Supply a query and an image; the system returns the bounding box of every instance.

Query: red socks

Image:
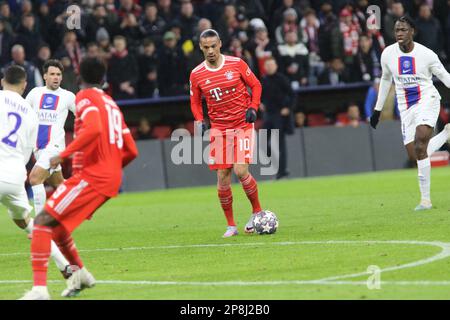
[31,225,52,286]
[52,224,84,269]
[239,174,262,213]
[218,183,235,226]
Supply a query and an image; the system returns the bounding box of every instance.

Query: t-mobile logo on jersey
[209,87,223,101]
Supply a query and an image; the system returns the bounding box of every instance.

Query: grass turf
[1,167,450,299]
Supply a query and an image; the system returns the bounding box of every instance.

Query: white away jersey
[26,86,76,151]
[380,42,447,112]
[0,90,38,184]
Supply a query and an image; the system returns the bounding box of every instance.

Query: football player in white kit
[370,16,450,211]
[0,65,71,279]
[26,60,76,219]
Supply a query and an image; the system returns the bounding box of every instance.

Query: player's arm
[430,52,450,88]
[56,106,103,163]
[68,92,77,114]
[238,59,262,123]
[121,117,138,167]
[25,117,38,164]
[371,51,393,129]
[189,72,206,135]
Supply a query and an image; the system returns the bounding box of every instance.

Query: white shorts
[0,182,32,220]
[34,145,62,173]
[400,100,440,145]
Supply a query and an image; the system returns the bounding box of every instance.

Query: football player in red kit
[20,58,138,300]
[189,29,263,238]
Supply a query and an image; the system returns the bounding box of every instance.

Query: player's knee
[34,211,57,227]
[233,166,248,179]
[29,172,44,186]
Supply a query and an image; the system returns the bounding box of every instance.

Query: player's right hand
[370,110,381,129]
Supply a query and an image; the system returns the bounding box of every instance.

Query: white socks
[427,128,449,155]
[31,184,46,216]
[417,157,431,202]
[25,219,69,272]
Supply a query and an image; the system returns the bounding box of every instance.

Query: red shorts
[45,176,109,232]
[208,125,255,170]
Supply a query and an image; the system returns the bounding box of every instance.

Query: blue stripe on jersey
[37,124,51,149]
[404,86,421,109]
[36,93,59,149]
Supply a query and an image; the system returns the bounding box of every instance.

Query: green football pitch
[2,167,450,300]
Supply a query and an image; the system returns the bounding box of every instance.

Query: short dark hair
[3,65,26,85]
[396,15,415,30]
[200,29,220,41]
[43,59,64,74]
[80,58,106,85]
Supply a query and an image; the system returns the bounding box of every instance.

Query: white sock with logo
[31,184,46,216]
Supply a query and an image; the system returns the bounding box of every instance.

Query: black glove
[245,107,257,123]
[370,110,381,129]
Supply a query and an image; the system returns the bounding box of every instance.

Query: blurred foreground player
[189,29,263,238]
[20,58,138,300]
[370,16,450,211]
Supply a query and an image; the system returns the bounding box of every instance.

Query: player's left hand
[50,155,63,169]
[245,108,257,123]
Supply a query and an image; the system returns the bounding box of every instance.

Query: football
[253,210,279,234]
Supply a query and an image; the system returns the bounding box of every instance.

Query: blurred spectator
[248,25,276,77]
[415,3,444,57]
[118,0,142,18]
[383,0,405,45]
[275,8,302,45]
[233,13,250,46]
[107,35,139,100]
[271,0,301,36]
[261,57,296,180]
[118,12,144,54]
[225,37,252,65]
[55,31,83,74]
[140,2,166,46]
[3,44,43,95]
[0,2,15,35]
[336,103,362,128]
[34,44,51,78]
[14,13,43,58]
[157,0,178,24]
[188,17,212,72]
[96,28,113,60]
[339,8,361,78]
[86,42,100,58]
[235,0,266,21]
[0,18,13,66]
[20,0,32,16]
[85,4,115,44]
[60,55,79,94]
[36,2,51,44]
[318,58,350,85]
[356,33,381,82]
[136,117,154,140]
[176,0,199,42]
[216,4,238,47]
[157,31,188,96]
[317,4,341,63]
[294,110,306,127]
[301,8,324,85]
[276,31,309,89]
[138,38,158,98]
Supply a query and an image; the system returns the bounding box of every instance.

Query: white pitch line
[2,240,450,287]
[2,279,450,287]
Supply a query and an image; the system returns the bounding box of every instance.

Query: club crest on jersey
[224,70,233,80]
[398,56,415,75]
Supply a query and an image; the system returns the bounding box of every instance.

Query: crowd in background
[1,0,450,138]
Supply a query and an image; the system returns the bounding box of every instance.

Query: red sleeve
[60,108,102,159]
[189,71,204,121]
[239,59,262,110]
[121,117,138,167]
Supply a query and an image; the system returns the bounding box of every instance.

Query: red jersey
[60,88,134,197]
[189,55,262,130]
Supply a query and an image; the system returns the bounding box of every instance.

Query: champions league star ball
[253,210,279,235]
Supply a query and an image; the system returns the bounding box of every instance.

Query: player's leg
[2,184,71,279]
[414,124,434,211]
[427,124,450,155]
[217,168,238,238]
[47,170,65,188]
[234,163,262,233]
[29,164,51,216]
